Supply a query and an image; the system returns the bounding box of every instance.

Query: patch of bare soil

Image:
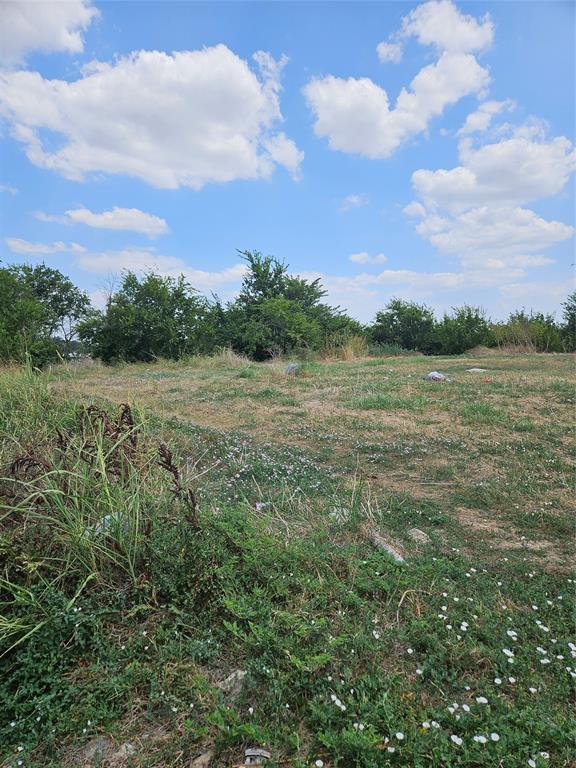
[455,506,566,568]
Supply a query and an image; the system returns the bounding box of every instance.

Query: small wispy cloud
[4,237,86,255]
[340,194,368,213]
[349,251,387,265]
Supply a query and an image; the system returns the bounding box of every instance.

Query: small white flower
[451,735,463,745]
[529,687,537,693]
[462,704,470,712]
[476,696,488,704]
[395,731,405,740]
[502,648,514,658]
[315,761,324,767]
[490,733,500,742]
[407,648,414,655]
[416,668,423,675]
[387,746,396,753]
[494,677,502,685]
[431,721,440,729]
[528,760,536,768]
[422,721,430,729]
[508,677,516,683]
[540,658,551,665]
[248,707,254,715]
[473,735,488,744]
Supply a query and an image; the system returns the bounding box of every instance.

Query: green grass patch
[353,394,427,411]
[460,402,508,425]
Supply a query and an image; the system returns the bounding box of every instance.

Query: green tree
[78,272,213,363]
[225,250,356,359]
[560,291,576,351]
[370,298,436,352]
[8,264,90,353]
[433,305,493,354]
[0,264,89,365]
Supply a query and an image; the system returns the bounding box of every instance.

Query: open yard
[1,352,574,767]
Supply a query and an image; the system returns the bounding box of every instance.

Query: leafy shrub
[370,298,436,353]
[492,310,563,352]
[78,272,216,363]
[432,305,494,354]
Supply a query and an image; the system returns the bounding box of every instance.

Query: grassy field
[1,352,574,767]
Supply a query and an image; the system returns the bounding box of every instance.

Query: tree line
[1,251,574,366]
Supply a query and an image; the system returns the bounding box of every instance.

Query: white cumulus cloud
[305,1,492,159]
[4,237,85,254]
[412,132,576,212]
[75,246,248,293]
[0,0,98,66]
[349,252,388,265]
[401,0,493,54]
[458,99,515,135]
[376,41,403,64]
[340,194,368,212]
[36,206,170,237]
[406,121,575,274]
[0,45,302,188]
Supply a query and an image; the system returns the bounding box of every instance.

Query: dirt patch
[455,506,566,568]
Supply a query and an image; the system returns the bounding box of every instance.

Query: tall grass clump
[321,334,368,360]
[0,369,202,662]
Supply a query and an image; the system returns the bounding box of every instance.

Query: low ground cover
[0,353,574,767]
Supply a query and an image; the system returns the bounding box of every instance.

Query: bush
[432,305,494,355]
[78,272,215,363]
[492,310,563,352]
[370,299,436,353]
[560,291,576,351]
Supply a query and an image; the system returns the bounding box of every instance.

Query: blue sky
[0,0,574,321]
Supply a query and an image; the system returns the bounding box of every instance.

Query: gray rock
[217,669,247,699]
[190,750,215,768]
[110,742,137,762]
[364,526,405,563]
[76,736,113,764]
[286,362,299,375]
[407,528,431,545]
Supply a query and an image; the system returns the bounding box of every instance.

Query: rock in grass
[190,750,215,768]
[76,736,113,764]
[364,526,405,563]
[286,362,300,375]
[109,742,137,766]
[407,528,431,545]
[217,669,247,699]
